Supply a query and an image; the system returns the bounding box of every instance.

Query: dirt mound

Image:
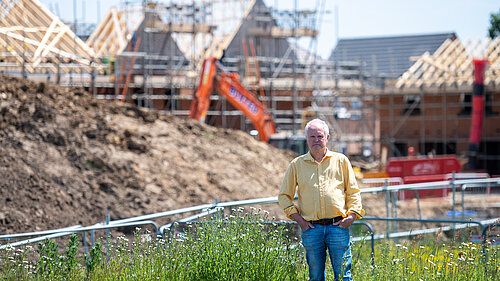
[0,75,296,234]
[0,75,466,237]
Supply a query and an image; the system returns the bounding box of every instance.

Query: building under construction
[1,0,499,174]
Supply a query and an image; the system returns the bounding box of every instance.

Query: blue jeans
[301,224,352,281]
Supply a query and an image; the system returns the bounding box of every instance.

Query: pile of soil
[0,75,297,234]
[1,75,478,237]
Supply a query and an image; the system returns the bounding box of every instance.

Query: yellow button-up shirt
[278,150,365,221]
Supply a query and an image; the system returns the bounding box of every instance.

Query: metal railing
[161,216,498,267]
[1,178,498,263]
[0,220,159,258]
[361,176,500,235]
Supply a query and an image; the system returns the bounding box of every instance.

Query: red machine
[386,155,462,199]
[189,57,276,142]
[466,59,488,169]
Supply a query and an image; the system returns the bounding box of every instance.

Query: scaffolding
[0,0,404,162]
[1,0,500,173]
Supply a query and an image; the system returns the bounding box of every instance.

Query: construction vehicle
[189,57,276,142]
[268,131,308,155]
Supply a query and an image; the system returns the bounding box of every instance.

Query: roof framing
[86,7,142,57]
[89,0,318,64]
[0,0,96,73]
[396,37,500,89]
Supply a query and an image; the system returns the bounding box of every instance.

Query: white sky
[40,0,500,59]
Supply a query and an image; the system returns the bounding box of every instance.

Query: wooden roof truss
[87,2,217,62]
[86,7,143,57]
[89,0,316,64]
[0,0,96,73]
[396,37,500,89]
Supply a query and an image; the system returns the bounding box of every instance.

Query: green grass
[352,237,499,281]
[0,209,498,280]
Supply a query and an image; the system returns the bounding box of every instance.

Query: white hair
[305,119,329,136]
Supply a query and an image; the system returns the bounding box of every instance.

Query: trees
[488,10,500,39]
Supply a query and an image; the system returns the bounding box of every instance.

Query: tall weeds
[0,211,498,281]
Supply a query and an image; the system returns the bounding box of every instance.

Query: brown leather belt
[310,216,343,225]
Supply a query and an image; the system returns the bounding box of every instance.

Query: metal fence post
[461,184,466,222]
[352,221,375,268]
[106,214,110,261]
[384,179,390,238]
[83,231,88,257]
[414,189,423,229]
[391,190,398,234]
[451,172,456,240]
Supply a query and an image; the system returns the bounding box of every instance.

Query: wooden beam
[111,8,127,49]
[147,20,217,33]
[0,30,90,64]
[247,26,318,38]
[33,19,58,60]
[0,26,65,33]
[87,8,135,57]
[0,0,97,73]
[33,26,66,65]
[395,37,500,89]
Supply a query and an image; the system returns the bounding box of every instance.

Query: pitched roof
[86,7,142,57]
[329,32,456,79]
[0,0,96,73]
[212,0,296,61]
[396,37,500,88]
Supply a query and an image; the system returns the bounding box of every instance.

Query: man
[278,119,364,281]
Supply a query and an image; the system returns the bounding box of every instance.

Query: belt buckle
[319,218,332,225]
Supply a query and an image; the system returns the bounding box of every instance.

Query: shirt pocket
[323,161,344,184]
[297,169,318,214]
[323,162,344,191]
[324,182,346,210]
[297,168,316,185]
[323,164,346,211]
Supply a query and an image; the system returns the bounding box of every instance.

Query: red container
[386,155,461,199]
[386,155,461,178]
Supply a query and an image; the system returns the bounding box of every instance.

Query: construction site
[2,0,500,172]
[0,0,499,246]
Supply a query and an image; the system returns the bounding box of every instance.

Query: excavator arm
[189,58,217,122]
[189,57,276,142]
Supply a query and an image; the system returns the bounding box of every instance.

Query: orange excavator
[189,57,276,142]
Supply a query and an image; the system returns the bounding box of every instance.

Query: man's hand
[291,213,314,232]
[333,213,356,228]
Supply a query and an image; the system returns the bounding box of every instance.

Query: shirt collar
[305,149,334,162]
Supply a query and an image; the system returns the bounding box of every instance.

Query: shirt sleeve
[278,161,299,219]
[343,156,365,219]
